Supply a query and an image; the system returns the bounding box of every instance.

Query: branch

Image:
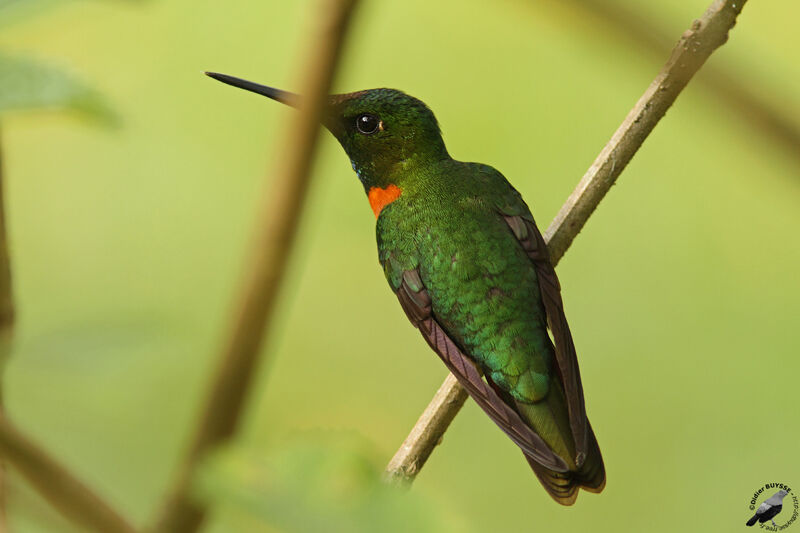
[558,0,799,165]
[0,415,136,533]
[151,0,360,531]
[384,0,747,484]
[385,373,468,481]
[0,126,13,531]
[0,131,131,532]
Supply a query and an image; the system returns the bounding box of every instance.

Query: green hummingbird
[206,72,606,505]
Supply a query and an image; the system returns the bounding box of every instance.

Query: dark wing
[395,268,568,472]
[761,504,782,522]
[502,213,589,463]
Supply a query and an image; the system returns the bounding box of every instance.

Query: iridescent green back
[378,160,554,405]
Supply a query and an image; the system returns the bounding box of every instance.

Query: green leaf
[0,53,116,122]
[0,0,61,29]
[197,434,468,533]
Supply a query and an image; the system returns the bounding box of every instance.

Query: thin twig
[150,0,360,531]
[0,415,136,533]
[385,373,468,482]
[0,126,13,532]
[557,0,799,164]
[384,0,747,484]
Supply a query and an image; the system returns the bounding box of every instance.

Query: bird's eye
[356,113,381,134]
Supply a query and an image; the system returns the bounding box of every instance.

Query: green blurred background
[1,0,798,531]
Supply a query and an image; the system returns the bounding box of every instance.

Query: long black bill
[205,72,299,108]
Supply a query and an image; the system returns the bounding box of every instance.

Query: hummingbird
[206,72,606,505]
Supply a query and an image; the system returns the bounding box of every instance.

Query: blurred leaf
[0,53,116,123]
[197,434,467,533]
[0,0,147,28]
[0,0,60,29]
[0,0,46,7]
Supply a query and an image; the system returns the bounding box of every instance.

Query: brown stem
[0,415,136,533]
[384,0,747,484]
[384,373,468,483]
[0,127,14,531]
[557,0,799,165]
[150,0,360,531]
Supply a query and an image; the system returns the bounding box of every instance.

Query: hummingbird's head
[322,88,448,185]
[206,72,448,189]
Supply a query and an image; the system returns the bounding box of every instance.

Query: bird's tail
[746,514,759,527]
[511,377,605,505]
[523,422,606,505]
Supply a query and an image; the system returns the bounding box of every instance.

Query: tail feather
[509,375,605,505]
[746,514,759,526]
[524,423,605,506]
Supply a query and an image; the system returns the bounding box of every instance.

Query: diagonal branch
[0,415,136,533]
[0,130,133,532]
[151,0,360,531]
[385,0,747,484]
[558,0,799,166]
[0,126,15,532]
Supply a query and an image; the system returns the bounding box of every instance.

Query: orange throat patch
[367,184,403,218]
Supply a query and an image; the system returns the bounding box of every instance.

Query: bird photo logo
[746,484,798,530]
